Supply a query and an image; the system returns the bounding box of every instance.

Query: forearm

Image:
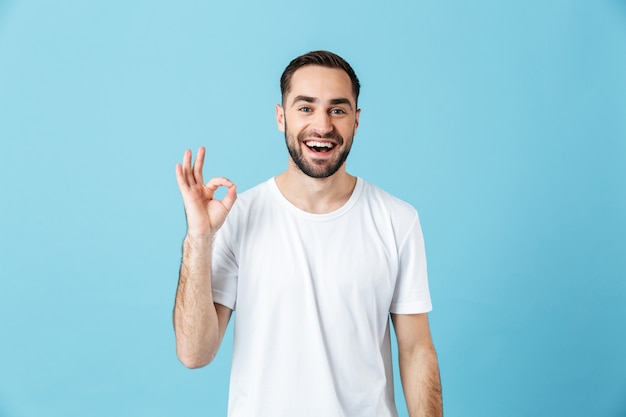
[173,234,220,368]
[399,344,443,417]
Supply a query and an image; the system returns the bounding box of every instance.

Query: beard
[284,123,354,179]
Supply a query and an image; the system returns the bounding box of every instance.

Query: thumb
[221,184,237,211]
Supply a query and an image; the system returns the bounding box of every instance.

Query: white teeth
[305,141,334,148]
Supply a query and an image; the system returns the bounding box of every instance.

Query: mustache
[297,129,344,145]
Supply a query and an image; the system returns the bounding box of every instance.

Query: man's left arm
[391,312,443,417]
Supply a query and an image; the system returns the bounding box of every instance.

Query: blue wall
[1,1,624,416]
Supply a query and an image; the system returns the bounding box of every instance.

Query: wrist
[184,231,214,246]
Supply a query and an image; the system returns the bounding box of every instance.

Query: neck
[275,164,357,214]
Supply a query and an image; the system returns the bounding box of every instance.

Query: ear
[276,104,285,133]
[354,108,361,134]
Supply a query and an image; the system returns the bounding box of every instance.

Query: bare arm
[391,313,443,417]
[173,146,236,369]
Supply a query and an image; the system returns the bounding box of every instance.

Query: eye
[330,108,346,115]
[299,106,312,113]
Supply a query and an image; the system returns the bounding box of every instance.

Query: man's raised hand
[175,146,237,239]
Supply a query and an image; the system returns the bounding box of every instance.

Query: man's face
[276,65,360,179]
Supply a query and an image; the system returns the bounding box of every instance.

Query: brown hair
[280,50,361,105]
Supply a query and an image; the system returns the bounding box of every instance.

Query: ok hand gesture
[175,147,237,239]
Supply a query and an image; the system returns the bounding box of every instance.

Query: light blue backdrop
[1,1,625,416]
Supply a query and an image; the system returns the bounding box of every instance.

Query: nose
[311,111,333,135]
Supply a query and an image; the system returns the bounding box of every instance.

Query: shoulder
[215,179,274,243]
[359,179,419,224]
[357,179,424,247]
[355,179,425,253]
[220,178,279,230]
[229,178,274,213]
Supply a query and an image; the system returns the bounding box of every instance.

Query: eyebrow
[291,95,353,110]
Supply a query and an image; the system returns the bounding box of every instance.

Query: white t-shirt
[212,177,432,417]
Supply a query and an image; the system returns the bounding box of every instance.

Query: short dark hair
[280,50,360,105]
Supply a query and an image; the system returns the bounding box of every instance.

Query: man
[174,50,442,417]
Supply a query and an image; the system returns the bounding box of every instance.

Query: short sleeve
[211,223,239,310]
[389,214,432,314]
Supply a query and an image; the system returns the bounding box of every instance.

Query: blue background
[1,1,625,416]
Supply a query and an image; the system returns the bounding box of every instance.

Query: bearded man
[174,50,443,417]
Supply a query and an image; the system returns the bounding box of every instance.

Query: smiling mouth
[304,140,335,153]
